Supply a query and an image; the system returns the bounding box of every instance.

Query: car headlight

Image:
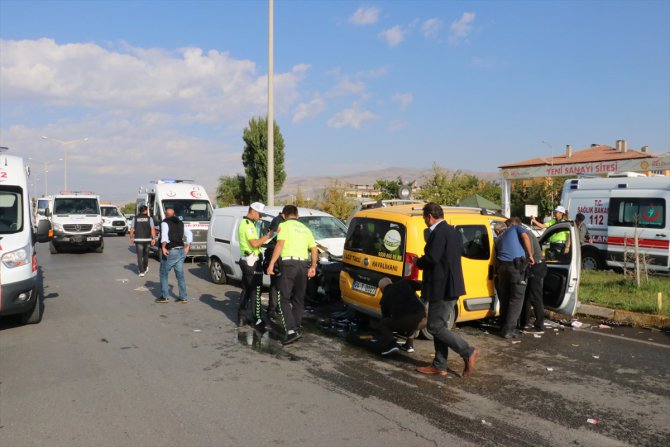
[93,222,102,231]
[2,245,30,268]
[53,223,63,232]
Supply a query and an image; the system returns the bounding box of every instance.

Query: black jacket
[416,220,466,301]
[164,216,184,249]
[380,279,425,319]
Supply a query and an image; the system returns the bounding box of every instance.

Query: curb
[575,304,670,330]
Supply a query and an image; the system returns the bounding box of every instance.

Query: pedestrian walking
[155,207,192,304]
[494,217,535,338]
[262,209,285,319]
[129,205,156,277]
[376,278,427,356]
[414,203,479,378]
[266,205,318,345]
[237,202,274,329]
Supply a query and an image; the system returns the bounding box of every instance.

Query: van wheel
[95,241,104,253]
[419,300,456,340]
[49,241,59,254]
[20,289,43,325]
[582,247,604,270]
[209,258,227,284]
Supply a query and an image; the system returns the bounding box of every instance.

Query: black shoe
[398,342,415,353]
[176,298,188,304]
[502,330,521,339]
[381,345,400,356]
[282,331,302,345]
[523,326,545,335]
[254,319,266,331]
[155,297,169,303]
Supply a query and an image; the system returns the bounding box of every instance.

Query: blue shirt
[161,221,193,245]
[496,225,527,261]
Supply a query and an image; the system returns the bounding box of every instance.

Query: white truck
[561,173,669,273]
[137,179,213,258]
[0,149,52,324]
[49,192,104,253]
[100,202,129,236]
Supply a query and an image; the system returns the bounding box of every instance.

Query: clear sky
[1,0,669,202]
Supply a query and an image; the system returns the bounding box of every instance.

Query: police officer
[237,202,273,329]
[156,207,192,303]
[494,217,534,338]
[262,209,285,319]
[129,205,156,277]
[266,205,318,345]
[532,206,570,260]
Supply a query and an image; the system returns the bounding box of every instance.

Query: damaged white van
[0,149,52,324]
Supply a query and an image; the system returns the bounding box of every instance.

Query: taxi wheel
[420,301,456,340]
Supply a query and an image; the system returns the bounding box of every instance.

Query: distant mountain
[278,166,499,199]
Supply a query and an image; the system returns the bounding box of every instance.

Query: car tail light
[32,253,38,272]
[403,252,419,280]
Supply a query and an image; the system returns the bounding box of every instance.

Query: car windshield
[37,199,50,214]
[101,207,122,217]
[299,216,347,240]
[162,200,212,222]
[53,198,99,215]
[0,186,23,234]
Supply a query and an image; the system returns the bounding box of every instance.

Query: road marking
[577,328,670,349]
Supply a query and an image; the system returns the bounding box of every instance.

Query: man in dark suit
[414,203,479,378]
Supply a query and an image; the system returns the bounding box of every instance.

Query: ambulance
[49,191,103,253]
[136,179,213,258]
[0,149,52,324]
[561,173,669,273]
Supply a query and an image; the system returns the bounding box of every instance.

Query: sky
[1,0,669,203]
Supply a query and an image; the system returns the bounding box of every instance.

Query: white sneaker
[139,271,145,277]
[145,266,149,274]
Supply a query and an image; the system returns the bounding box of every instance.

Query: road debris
[481,419,492,427]
[546,367,554,372]
[533,334,542,338]
[571,344,580,347]
[115,278,129,284]
[592,355,600,359]
[511,340,522,344]
[587,418,599,425]
[598,324,612,329]
[193,329,202,333]
[134,286,150,292]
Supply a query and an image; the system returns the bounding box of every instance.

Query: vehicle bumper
[103,225,128,233]
[0,277,37,317]
[53,230,104,247]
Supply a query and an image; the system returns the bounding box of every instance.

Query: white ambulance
[0,149,52,324]
[49,191,104,253]
[561,173,669,273]
[136,179,213,258]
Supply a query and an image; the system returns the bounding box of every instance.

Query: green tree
[216,175,246,207]
[120,202,136,215]
[317,180,356,220]
[373,177,403,200]
[418,164,502,206]
[242,116,286,203]
[510,177,567,221]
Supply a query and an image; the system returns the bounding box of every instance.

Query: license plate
[191,244,205,251]
[353,281,377,296]
[87,236,100,241]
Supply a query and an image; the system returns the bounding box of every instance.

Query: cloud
[378,26,405,47]
[292,98,326,123]
[349,6,380,25]
[0,38,309,123]
[421,18,443,39]
[391,92,413,110]
[387,120,406,133]
[449,12,476,45]
[328,75,366,97]
[327,103,378,129]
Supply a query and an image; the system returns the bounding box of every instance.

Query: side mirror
[45,207,51,217]
[36,219,52,243]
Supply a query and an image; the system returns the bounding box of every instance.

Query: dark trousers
[428,298,474,371]
[268,274,280,313]
[497,261,528,335]
[135,243,150,273]
[277,260,308,332]
[239,259,263,322]
[378,311,425,346]
[519,262,547,329]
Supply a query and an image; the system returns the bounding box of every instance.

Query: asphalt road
[1,236,668,447]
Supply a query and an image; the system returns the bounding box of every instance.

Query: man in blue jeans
[155,207,193,303]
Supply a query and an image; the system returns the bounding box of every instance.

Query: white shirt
[429,219,444,232]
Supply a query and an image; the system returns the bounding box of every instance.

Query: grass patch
[579,270,670,316]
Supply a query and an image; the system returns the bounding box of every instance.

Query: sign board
[524,205,538,218]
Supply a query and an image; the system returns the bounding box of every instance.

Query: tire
[582,247,605,270]
[95,240,104,253]
[420,300,456,340]
[209,257,227,284]
[20,289,42,325]
[49,241,59,254]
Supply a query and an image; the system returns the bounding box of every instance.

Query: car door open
[540,222,581,316]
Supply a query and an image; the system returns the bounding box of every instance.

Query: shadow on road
[200,292,238,325]
[186,263,210,282]
[124,263,140,275]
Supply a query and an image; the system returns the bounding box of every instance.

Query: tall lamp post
[267,0,275,206]
[41,136,88,191]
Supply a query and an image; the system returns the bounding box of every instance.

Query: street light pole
[41,136,88,191]
[267,0,275,206]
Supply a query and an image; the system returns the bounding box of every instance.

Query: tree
[216,175,246,207]
[120,202,136,215]
[242,116,286,203]
[373,177,403,200]
[418,164,502,207]
[317,180,356,220]
[510,177,567,220]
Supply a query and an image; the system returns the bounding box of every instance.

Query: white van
[137,179,213,258]
[0,150,52,324]
[49,192,104,253]
[100,203,128,236]
[207,206,347,299]
[561,174,669,273]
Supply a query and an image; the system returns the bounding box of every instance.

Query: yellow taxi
[340,204,505,329]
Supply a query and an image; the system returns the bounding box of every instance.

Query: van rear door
[540,222,581,316]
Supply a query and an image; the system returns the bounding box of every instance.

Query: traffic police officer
[266,205,318,345]
[532,205,570,260]
[238,202,273,329]
[262,209,285,318]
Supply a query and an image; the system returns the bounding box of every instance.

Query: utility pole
[267,0,275,206]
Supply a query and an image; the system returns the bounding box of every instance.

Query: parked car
[207,206,347,301]
[340,204,581,337]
